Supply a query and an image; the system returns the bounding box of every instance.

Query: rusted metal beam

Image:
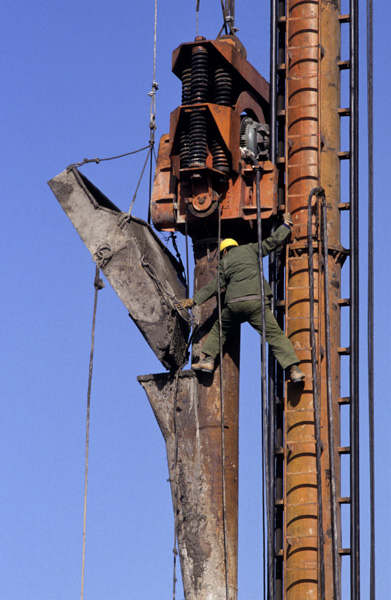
[284,0,343,597]
[138,365,239,600]
[48,167,190,370]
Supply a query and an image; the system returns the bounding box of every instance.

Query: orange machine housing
[150,36,278,239]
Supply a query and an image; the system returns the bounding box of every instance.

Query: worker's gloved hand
[180,298,195,309]
[283,212,293,227]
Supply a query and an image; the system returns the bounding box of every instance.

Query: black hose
[307,187,326,600]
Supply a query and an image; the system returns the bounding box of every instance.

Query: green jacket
[193,225,290,306]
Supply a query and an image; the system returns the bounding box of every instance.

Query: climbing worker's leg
[244,300,303,376]
[192,306,236,372]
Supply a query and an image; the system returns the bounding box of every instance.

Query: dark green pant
[202,299,299,369]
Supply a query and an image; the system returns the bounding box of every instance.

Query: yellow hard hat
[220,238,239,252]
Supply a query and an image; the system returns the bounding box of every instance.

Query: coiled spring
[214,66,232,106]
[181,67,192,105]
[211,137,229,174]
[191,46,209,103]
[189,110,207,167]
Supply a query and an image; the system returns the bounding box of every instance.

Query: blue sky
[1,1,390,598]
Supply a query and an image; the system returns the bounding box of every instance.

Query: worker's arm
[261,220,291,256]
[193,265,227,306]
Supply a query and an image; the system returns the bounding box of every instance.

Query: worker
[181,213,305,382]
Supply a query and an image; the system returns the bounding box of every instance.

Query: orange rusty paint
[284,0,342,598]
[151,36,276,235]
[192,240,240,599]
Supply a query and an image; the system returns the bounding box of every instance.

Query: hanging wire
[349,0,361,593]
[80,266,104,600]
[185,208,190,298]
[217,203,230,600]
[171,370,181,600]
[67,145,151,171]
[253,162,274,600]
[217,0,236,37]
[149,0,158,145]
[119,144,154,223]
[307,188,326,600]
[120,0,158,225]
[367,0,375,595]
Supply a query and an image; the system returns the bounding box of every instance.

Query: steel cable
[307,188,326,600]
[172,370,181,600]
[350,0,361,594]
[80,266,104,600]
[252,161,274,600]
[67,145,151,170]
[367,0,375,595]
[217,202,230,600]
[268,2,279,592]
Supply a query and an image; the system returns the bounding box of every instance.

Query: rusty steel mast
[49,0,361,598]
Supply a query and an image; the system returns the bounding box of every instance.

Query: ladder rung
[278,63,286,71]
[277,16,286,25]
[338,298,350,306]
[338,60,351,70]
[339,202,350,210]
[275,549,284,557]
[275,446,284,455]
[339,548,351,556]
[275,499,284,506]
[338,151,351,160]
[338,107,351,116]
[338,446,351,454]
[338,347,350,355]
[338,396,350,405]
[339,14,350,23]
[338,496,351,504]
[277,157,286,164]
[277,109,286,117]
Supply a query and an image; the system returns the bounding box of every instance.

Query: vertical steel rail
[275,4,286,598]
[269,1,279,596]
[350,0,360,596]
[367,0,375,595]
[248,157,274,600]
[217,204,230,600]
[321,195,341,600]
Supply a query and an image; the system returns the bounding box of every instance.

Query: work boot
[191,355,215,373]
[288,364,305,383]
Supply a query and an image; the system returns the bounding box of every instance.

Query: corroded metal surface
[284,0,342,597]
[139,240,240,600]
[138,367,239,600]
[150,35,277,238]
[48,167,190,370]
